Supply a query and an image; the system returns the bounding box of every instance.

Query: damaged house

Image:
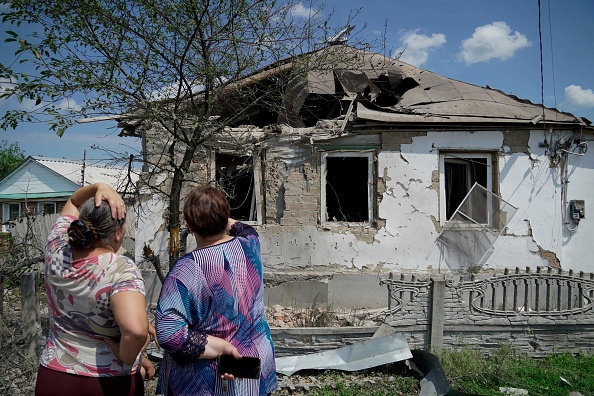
[126,44,594,309]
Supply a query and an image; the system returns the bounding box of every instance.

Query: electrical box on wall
[569,200,585,220]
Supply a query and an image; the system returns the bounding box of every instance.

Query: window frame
[2,202,21,232]
[439,152,494,227]
[37,201,57,216]
[320,150,375,226]
[209,150,263,225]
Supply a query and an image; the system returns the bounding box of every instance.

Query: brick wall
[279,165,319,226]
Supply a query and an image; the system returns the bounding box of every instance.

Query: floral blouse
[40,215,145,377]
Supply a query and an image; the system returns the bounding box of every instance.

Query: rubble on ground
[265,304,386,328]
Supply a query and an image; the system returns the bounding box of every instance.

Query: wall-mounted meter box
[569,200,585,220]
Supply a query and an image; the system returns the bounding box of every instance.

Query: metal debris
[275,331,411,376]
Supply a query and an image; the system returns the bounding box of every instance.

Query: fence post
[21,271,41,357]
[430,277,445,352]
[0,272,4,348]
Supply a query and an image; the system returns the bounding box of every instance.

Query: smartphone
[218,355,261,379]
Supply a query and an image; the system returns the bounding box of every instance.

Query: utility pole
[81,150,86,186]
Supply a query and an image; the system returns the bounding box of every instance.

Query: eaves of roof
[0,192,72,201]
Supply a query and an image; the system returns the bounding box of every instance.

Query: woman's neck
[72,245,116,260]
[194,232,233,249]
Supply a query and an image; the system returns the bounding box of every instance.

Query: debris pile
[265,304,385,328]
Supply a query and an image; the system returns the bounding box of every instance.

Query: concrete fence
[381,267,594,356]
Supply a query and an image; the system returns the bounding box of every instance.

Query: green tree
[0,139,25,179]
[0,0,371,275]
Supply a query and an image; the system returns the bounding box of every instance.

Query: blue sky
[1,0,593,162]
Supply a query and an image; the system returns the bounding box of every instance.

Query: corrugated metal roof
[0,156,138,201]
[34,157,139,194]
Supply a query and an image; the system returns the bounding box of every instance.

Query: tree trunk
[167,142,199,267]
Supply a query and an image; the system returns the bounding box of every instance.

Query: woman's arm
[109,291,149,364]
[61,182,126,220]
[156,258,240,364]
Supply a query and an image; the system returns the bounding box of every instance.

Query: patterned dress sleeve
[111,255,146,296]
[45,215,75,272]
[155,255,208,365]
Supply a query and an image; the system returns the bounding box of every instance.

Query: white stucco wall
[260,129,594,274]
[136,129,594,275]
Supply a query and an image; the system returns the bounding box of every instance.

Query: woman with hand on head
[156,185,277,395]
[35,182,156,396]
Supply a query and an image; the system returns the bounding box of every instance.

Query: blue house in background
[0,156,137,232]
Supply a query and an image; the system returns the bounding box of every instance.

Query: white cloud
[17,98,40,112]
[0,77,16,97]
[56,98,82,112]
[290,2,314,18]
[565,85,594,107]
[458,21,531,65]
[0,83,83,113]
[149,82,205,101]
[394,30,446,67]
[15,97,83,112]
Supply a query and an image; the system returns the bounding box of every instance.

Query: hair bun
[68,219,95,249]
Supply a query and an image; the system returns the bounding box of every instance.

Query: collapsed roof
[118,44,591,139]
[223,44,590,130]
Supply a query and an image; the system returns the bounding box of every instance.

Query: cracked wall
[136,127,594,276]
[258,128,594,274]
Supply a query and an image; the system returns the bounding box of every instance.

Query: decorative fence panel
[380,267,594,356]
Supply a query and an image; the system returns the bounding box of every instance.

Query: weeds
[287,296,338,327]
[439,346,594,396]
[0,287,41,395]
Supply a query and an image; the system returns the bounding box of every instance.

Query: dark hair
[68,197,125,250]
[183,185,230,237]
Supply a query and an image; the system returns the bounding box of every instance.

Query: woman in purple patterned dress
[155,185,277,395]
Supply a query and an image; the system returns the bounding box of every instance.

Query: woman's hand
[200,335,242,360]
[140,356,156,381]
[218,343,242,381]
[62,182,126,220]
[94,183,126,220]
[145,322,160,350]
[219,342,242,359]
[104,337,122,360]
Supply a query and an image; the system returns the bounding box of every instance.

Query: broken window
[212,152,262,224]
[2,202,21,232]
[439,153,493,225]
[321,152,374,224]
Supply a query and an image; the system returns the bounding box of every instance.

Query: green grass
[303,347,594,396]
[441,347,594,396]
